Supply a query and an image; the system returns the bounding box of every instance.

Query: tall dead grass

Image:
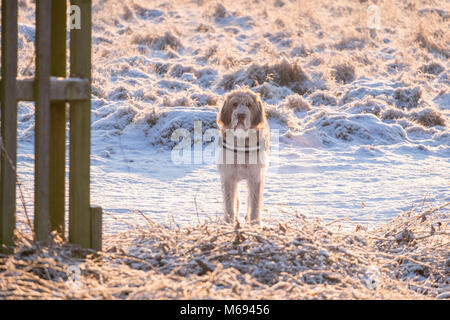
[1,202,448,299]
[416,24,449,58]
[132,30,182,51]
[220,59,312,94]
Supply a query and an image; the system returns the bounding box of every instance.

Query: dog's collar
[219,135,265,153]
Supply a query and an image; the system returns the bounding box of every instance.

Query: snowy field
[12,0,450,234]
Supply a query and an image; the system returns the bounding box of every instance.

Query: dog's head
[217,89,266,131]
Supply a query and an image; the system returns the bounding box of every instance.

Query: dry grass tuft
[283,94,311,112]
[132,30,182,51]
[220,59,312,94]
[335,36,366,51]
[213,3,228,19]
[332,62,356,84]
[272,59,310,88]
[309,91,337,106]
[1,203,448,299]
[410,108,446,127]
[419,62,445,76]
[416,24,449,58]
[382,108,406,121]
[382,106,445,128]
[169,64,197,78]
[394,87,422,110]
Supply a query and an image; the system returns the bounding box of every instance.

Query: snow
[10,0,450,235]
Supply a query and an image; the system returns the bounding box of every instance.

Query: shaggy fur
[216,89,270,225]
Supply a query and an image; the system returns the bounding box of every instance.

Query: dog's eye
[233,102,238,107]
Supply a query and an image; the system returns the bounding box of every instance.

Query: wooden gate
[0,0,101,253]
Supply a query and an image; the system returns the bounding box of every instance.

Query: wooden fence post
[90,206,102,251]
[69,0,92,248]
[50,0,67,237]
[0,0,18,252]
[0,0,100,252]
[35,0,52,242]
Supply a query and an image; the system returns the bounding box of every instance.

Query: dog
[216,88,270,225]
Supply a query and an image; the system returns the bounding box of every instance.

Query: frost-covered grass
[11,0,449,149]
[6,0,448,222]
[2,0,449,300]
[1,202,448,299]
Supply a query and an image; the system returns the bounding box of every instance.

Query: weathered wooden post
[0,0,101,253]
[90,206,103,252]
[35,0,52,242]
[50,0,68,236]
[69,0,94,249]
[0,0,18,253]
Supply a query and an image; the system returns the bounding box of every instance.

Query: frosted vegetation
[14,0,448,147]
[10,0,450,226]
[1,203,449,299]
[1,0,449,300]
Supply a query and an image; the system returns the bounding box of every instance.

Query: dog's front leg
[221,175,238,223]
[246,174,264,225]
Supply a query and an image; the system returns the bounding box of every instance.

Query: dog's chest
[217,162,266,182]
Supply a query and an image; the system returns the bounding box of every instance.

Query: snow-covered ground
[12,0,450,234]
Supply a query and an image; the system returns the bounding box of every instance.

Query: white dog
[216,88,270,225]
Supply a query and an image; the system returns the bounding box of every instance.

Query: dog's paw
[247,219,261,226]
[223,214,235,224]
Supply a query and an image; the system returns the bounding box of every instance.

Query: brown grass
[220,59,312,94]
[332,62,356,84]
[1,202,448,299]
[284,94,311,112]
[416,24,449,59]
[410,108,446,127]
[132,30,182,51]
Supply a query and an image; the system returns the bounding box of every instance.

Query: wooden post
[0,0,18,252]
[90,206,102,251]
[69,0,92,248]
[0,0,100,253]
[50,0,67,236]
[7,78,90,102]
[35,0,52,242]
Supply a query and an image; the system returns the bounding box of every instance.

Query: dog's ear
[217,97,232,129]
[251,94,266,128]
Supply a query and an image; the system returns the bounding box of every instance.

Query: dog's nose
[237,113,246,121]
